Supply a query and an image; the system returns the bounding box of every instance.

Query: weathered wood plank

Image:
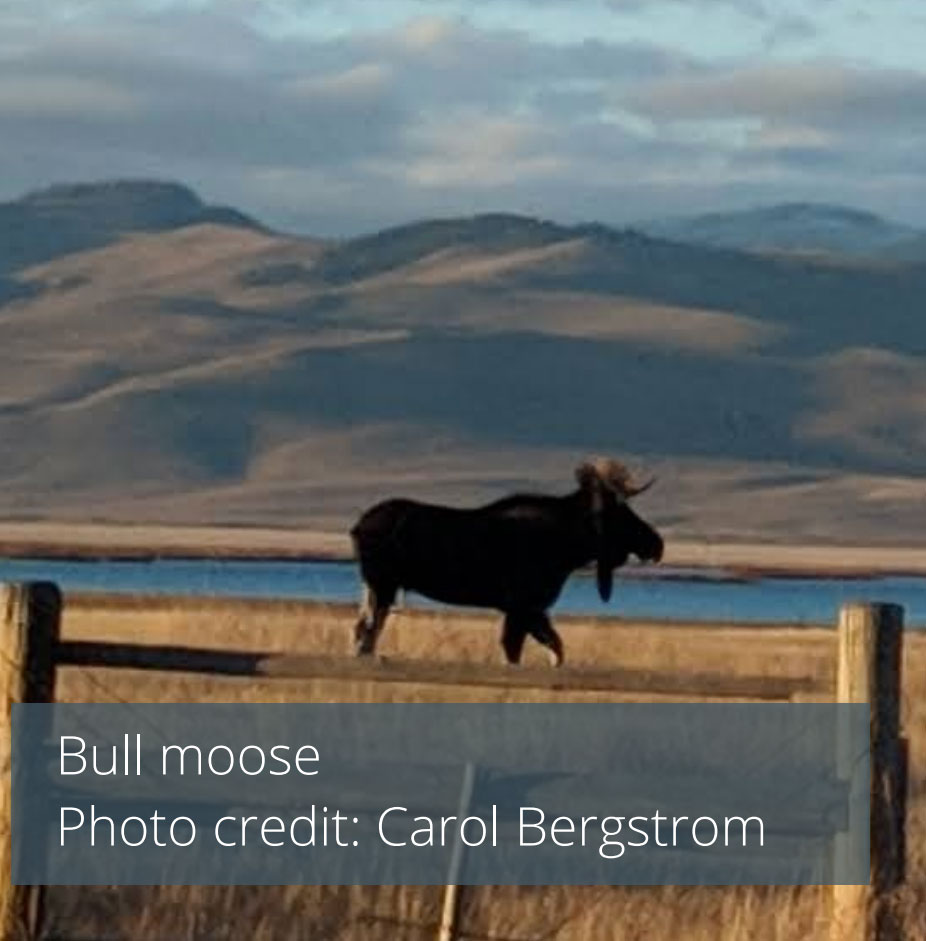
[55,641,826,699]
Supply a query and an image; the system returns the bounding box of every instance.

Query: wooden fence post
[830,602,906,941]
[0,583,62,941]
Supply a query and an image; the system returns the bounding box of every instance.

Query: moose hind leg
[500,613,529,665]
[527,613,565,668]
[354,582,395,656]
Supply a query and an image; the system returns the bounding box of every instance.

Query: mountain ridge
[6,179,926,274]
[3,179,926,544]
[0,179,261,276]
[637,202,926,261]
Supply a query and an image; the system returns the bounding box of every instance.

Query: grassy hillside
[3,181,926,545]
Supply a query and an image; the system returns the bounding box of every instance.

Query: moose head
[576,458,664,602]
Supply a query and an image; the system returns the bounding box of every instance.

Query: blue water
[2,557,926,626]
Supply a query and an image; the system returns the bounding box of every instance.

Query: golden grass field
[31,595,926,940]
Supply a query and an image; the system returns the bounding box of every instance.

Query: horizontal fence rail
[54,639,826,699]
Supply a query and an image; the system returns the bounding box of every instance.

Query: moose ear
[575,462,599,491]
[577,462,613,601]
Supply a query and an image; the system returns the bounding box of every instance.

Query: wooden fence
[0,581,910,941]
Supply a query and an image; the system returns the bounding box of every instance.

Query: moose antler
[576,458,656,500]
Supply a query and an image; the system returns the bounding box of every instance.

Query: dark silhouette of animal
[350,459,664,666]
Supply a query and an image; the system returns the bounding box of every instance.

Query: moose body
[355,495,592,611]
[350,460,664,666]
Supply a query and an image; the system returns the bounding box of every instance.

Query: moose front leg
[353,585,375,654]
[526,612,565,667]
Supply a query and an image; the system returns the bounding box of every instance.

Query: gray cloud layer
[1,5,924,233]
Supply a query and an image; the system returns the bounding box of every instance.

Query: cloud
[618,60,926,209]
[0,12,411,175]
[393,112,566,187]
[0,8,687,205]
[0,76,139,117]
[0,4,924,233]
[625,62,926,127]
[760,13,818,50]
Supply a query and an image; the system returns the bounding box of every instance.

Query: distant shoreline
[2,520,926,580]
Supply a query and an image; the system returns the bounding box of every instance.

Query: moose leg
[500,612,529,665]
[526,613,565,667]
[354,582,395,656]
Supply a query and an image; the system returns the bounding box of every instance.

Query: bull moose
[350,458,664,666]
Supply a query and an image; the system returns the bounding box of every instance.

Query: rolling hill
[2,180,926,545]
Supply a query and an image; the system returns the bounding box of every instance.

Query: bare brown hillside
[3,183,926,545]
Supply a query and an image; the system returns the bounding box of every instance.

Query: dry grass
[33,596,926,940]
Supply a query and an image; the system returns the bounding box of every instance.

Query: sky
[1,0,925,235]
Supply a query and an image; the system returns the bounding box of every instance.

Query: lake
[2,557,926,626]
